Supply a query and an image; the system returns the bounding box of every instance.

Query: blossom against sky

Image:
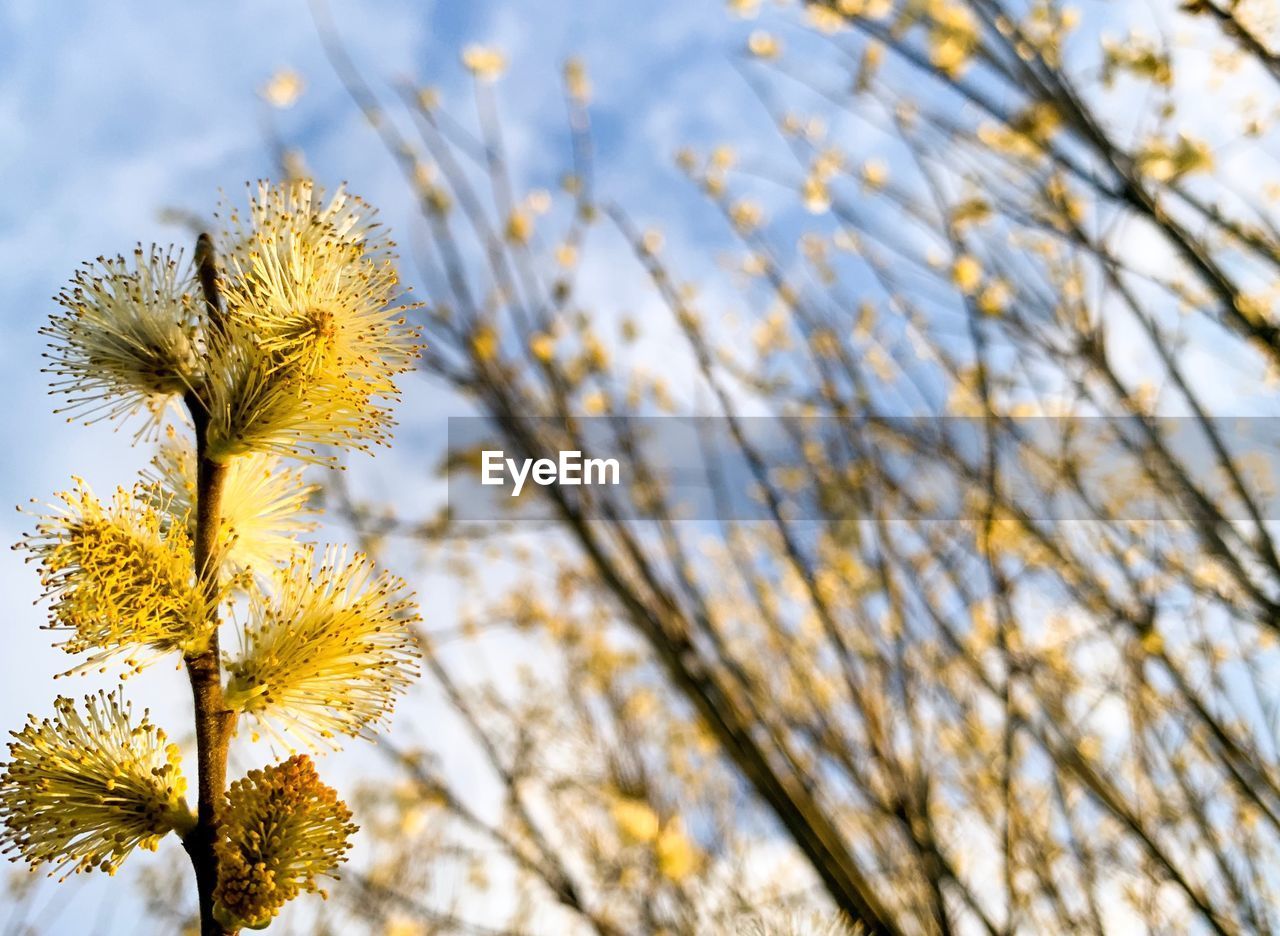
[5,0,1268,929]
[0,1,756,929]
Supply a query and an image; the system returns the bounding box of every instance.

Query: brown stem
[181,234,238,936]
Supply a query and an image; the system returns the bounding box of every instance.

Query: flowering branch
[2,180,423,934]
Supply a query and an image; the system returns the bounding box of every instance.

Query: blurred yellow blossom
[556,242,579,267]
[611,797,660,843]
[563,57,591,103]
[808,5,847,33]
[978,279,1011,315]
[802,175,832,214]
[462,45,507,81]
[641,228,665,255]
[952,255,983,294]
[530,333,556,362]
[471,324,499,362]
[506,209,533,244]
[731,199,765,232]
[260,69,305,109]
[656,818,699,880]
[861,158,889,189]
[928,0,979,75]
[748,30,782,59]
[1135,134,1215,182]
[839,0,893,17]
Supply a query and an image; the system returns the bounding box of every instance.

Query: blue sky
[0,0,779,930]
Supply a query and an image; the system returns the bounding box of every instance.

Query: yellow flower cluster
[45,247,201,433]
[219,182,419,385]
[199,320,388,463]
[205,181,423,463]
[144,427,317,578]
[213,755,355,929]
[0,691,190,879]
[19,479,210,673]
[225,547,421,747]
[44,181,423,465]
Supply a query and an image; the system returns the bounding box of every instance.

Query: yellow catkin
[213,755,355,929]
[45,246,201,433]
[19,479,210,672]
[206,180,424,463]
[144,427,316,577]
[0,690,189,879]
[225,547,421,748]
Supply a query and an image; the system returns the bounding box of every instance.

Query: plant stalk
[181,233,238,936]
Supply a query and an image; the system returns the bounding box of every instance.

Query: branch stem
[181,233,237,936]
